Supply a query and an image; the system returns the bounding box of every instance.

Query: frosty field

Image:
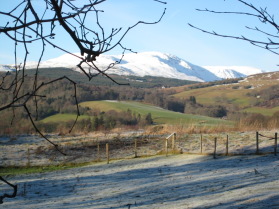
[3,154,279,209]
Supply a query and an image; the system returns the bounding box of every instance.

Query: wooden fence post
[275,133,277,156]
[256,132,259,154]
[172,133,176,151]
[97,143,100,161]
[165,138,168,157]
[200,134,203,154]
[106,143,110,164]
[27,148,30,167]
[226,135,229,156]
[134,139,138,158]
[213,137,217,159]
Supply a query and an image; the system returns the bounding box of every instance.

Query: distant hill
[172,71,279,116]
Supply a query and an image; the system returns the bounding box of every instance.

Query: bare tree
[0,0,166,203]
[189,0,279,57]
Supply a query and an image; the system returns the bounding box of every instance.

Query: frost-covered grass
[2,154,279,209]
[1,131,279,208]
[1,131,277,168]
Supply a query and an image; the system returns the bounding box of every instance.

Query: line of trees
[0,98,155,136]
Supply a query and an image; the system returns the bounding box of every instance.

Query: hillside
[2,69,278,135]
[172,71,279,116]
[24,67,197,88]
[82,100,231,125]
[42,100,230,126]
[0,69,233,135]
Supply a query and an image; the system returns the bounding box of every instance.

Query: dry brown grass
[147,124,238,135]
[1,124,278,168]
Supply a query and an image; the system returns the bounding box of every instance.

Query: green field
[40,101,232,127]
[79,100,232,126]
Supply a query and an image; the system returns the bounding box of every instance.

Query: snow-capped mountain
[22,52,219,82]
[203,66,264,80]
[97,52,220,82]
[0,52,264,82]
[0,65,15,72]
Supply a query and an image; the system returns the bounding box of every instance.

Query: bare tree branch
[0,176,17,204]
[189,0,279,57]
[0,0,167,203]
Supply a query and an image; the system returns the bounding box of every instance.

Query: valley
[1,58,279,209]
[1,0,279,207]
[1,68,279,135]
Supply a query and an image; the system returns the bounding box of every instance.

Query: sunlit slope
[80,100,232,126]
[173,72,279,113]
[174,85,252,107]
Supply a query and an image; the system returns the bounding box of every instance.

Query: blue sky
[1,0,279,71]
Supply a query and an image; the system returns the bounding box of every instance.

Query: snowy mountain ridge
[203,66,264,79]
[0,52,264,82]
[0,65,15,72]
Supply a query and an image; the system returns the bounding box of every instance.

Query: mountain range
[0,51,264,82]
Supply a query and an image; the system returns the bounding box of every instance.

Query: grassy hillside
[79,100,232,126]
[172,71,279,114]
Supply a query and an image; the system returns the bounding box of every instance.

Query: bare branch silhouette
[189,0,279,57]
[0,0,167,203]
[0,176,17,204]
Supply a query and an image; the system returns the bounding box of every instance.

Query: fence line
[257,132,278,156]
[86,131,278,163]
[11,131,279,167]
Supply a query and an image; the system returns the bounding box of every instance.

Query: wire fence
[1,131,278,167]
